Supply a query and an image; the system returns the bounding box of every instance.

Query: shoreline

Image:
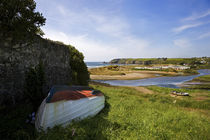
[90,69,210,89]
[178,74,210,90]
[90,70,181,80]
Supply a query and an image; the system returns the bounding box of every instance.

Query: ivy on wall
[24,61,45,111]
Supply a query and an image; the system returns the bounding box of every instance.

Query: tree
[0,0,46,44]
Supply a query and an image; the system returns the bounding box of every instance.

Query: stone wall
[0,37,72,104]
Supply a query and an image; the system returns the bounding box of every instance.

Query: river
[94,69,210,88]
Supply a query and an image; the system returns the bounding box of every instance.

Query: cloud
[198,32,210,39]
[172,22,203,33]
[183,9,210,21]
[95,18,129,37]
[173,9,210,34]
[173,39,191,48]
[36,0,210,60]
[38,2,150,61]
[42,28,149,61]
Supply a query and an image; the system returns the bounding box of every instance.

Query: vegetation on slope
[191,75,210,82]
[186,75,210,90]
[110,57,210,69]
[1,84,209,139]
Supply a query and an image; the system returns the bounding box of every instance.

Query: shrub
[24,62,46,111]
[68,45,89,85]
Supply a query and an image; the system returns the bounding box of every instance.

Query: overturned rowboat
[171,91,189,96]
[35,85,105,130]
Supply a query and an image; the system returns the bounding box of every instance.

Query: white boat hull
[35,95,105,130]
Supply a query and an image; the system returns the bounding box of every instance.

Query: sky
[35,0,210,61]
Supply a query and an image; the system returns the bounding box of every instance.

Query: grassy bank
[1,84,209,139]
[184,75,210,90]
[191,75,210,82]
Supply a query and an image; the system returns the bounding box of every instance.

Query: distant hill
[109,57,210,66]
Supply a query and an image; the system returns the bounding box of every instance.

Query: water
[85,62,132,68]
[95,69,210,88]
[85,62,111,68]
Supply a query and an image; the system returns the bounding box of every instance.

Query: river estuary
[95,69,210,88]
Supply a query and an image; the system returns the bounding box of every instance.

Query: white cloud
[183,9,210,21]
[172,22,203,33]
[173,39,191,48]
[42,28,149,61]
[39,3,150,61]
[198,32,210,39]
[173,9,210,34]
[95,18,129,37]
[36,0,210,60]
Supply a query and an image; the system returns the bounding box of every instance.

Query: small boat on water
[35,85,105,130]
[171,91,189,96]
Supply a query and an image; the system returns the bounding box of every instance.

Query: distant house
[200,60,206,64]
[134,65,190,70]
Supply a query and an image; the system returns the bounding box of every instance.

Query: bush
[107,65,119,71]
[68,45,89,85]
[183,69,198,74]
[24,62,46,111]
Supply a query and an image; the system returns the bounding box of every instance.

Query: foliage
[68,45,89,85]
[0,0,46,44]
[24,62,46,111]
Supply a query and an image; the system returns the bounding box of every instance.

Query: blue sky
[35,0,210,61]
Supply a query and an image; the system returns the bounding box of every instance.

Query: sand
[90,70,178,80]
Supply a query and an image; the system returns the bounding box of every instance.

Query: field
[1,83,209,139]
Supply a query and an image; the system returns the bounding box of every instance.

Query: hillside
[110,57,210,67]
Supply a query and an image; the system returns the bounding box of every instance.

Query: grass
[1,84,209,139]
[191,75,210,82]
[185,75,210,90]
[89,65,130,75]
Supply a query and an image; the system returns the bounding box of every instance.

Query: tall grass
[37,85,210,139]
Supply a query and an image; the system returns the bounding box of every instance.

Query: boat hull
[35,95,105,130]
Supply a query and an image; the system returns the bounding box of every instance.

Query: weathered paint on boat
[35,86,105,130]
